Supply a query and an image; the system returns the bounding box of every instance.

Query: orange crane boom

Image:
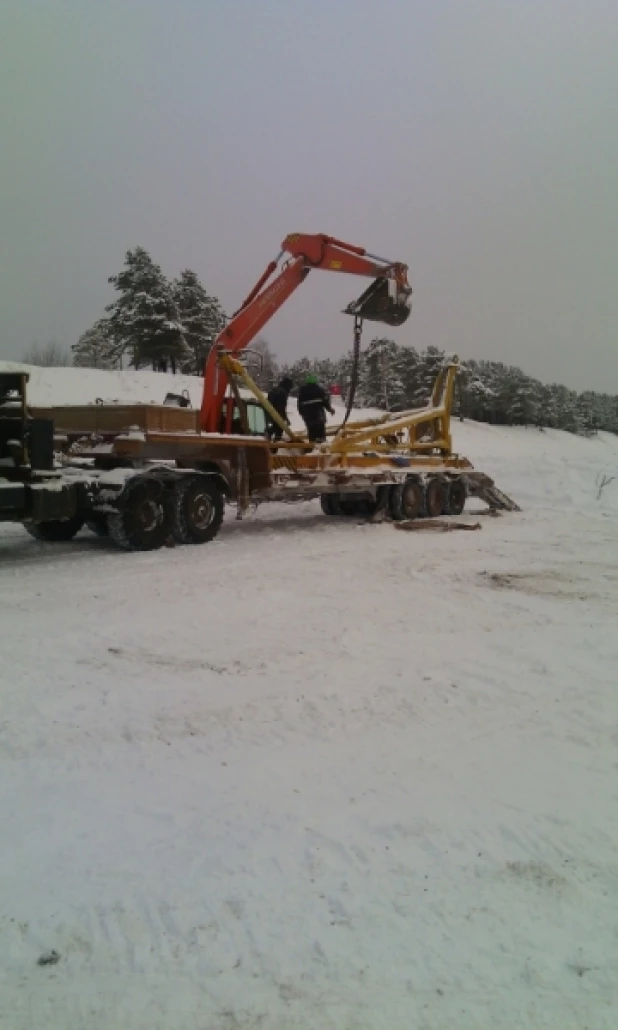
[200,233,412,433]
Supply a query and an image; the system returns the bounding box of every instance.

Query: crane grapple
[343,276,412,327]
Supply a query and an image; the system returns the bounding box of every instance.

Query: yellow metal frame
[217,353,304,443]
[327,361,457,455]
[217,349,460,462]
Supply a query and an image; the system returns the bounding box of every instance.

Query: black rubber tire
[387,485,402,521]
[321,495,362,517]
[324,495,345,517]
[355,496,379,518]
[339,497,361,517]
[320,494,338,517]
[424,476,448,518]
[172,476,224,545]
[24,515,85,542]
[389,477,425,521]
[86,517,109,537]
[108,478,173,552]
[322,493,379,519]
[444,477,467,516]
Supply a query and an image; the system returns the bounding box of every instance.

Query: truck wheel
[424,476,447,518]
[339,497,360,517]
[108,478,173,552]
[389,477,424,521]
[444,477,467,516]
[173,476,224,545]
[320,494,337,516]
[321,495,369,518]
[86,517,109,537]
[322,495,346,516]
[349,496,380,519]
[25,515,85,542]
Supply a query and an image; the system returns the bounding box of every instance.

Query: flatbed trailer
[1,360,518,553]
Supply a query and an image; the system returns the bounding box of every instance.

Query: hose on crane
[339,316,363,432]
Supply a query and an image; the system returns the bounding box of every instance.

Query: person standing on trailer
[297,374,335,443]
[266,376,294,440]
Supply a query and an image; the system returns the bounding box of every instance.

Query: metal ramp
[464,471,521,512]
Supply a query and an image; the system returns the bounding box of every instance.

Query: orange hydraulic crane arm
[200,233,412,433]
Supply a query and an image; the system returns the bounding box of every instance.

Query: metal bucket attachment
[343,277,412,327]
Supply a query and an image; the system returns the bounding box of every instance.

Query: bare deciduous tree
[22,341,72,366]
[596,472,616,500]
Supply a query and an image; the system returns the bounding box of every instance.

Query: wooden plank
[30,404,199,436]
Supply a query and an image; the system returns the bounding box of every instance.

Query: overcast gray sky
[1,0,617,390]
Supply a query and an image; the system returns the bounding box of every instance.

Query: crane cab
[218,395,268,437]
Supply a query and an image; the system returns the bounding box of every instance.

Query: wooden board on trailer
[30,403,199,438]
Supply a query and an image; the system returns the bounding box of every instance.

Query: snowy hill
[3,359,617,515]
[1,362,618,1028]
[0,360,208,408]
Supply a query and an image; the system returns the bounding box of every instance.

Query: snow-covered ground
[1,365,618,1029]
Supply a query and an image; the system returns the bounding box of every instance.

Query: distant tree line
[65,246,617,437]
[277,339,618,438]
[22,341,72,367]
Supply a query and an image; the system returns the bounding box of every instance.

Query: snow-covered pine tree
[535,384,557,428]
[355,342,373,407]
[311,357,339,389]
[507,375,540,427]
[454,359,507,424]
[106,247,190,372]
[278,355,342,396]
[596,393,618,435]
[332,350,362,405]
[576,393,599,436]
[358,338,397,409]
[552,385,581,433]
[390,344,418,410]
[172,270,226,375]
[589,392,612,434]
[454,359,476,420]
[411,346,446,407]
[612,398,618,435]
[71,319,119,369]
[279,356,312,386]
[470,377,496,421]
[489,363,518,425]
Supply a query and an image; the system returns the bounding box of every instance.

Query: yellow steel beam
[215,352,459,461]
[217,354,304,443]
[327,362,458,454]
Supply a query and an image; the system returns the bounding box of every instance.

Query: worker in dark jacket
[297,374,335,443]
[266,376,293,440]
